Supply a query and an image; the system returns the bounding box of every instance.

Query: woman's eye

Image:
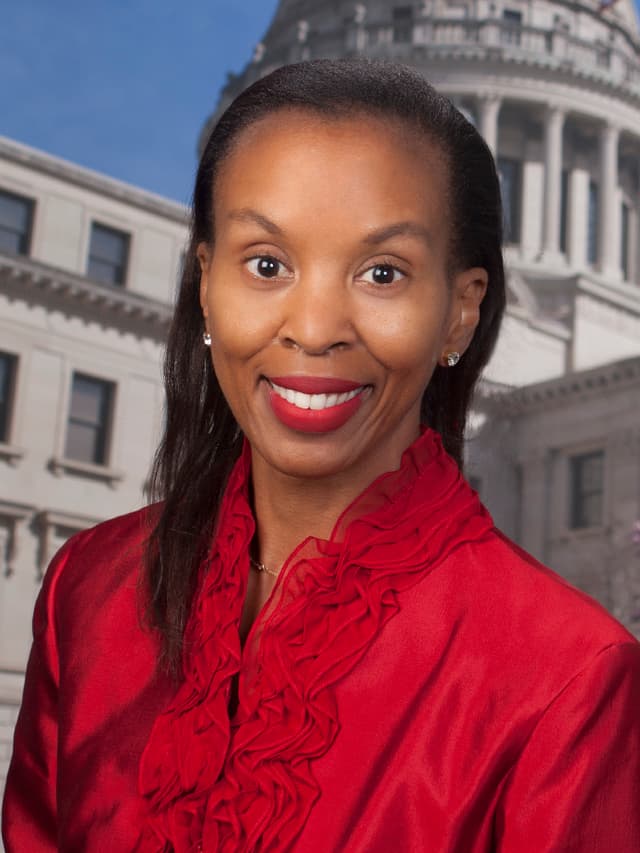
[246,256,285,279]
[360,263,405,286]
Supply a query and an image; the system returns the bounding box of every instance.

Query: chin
[276,443,356,479]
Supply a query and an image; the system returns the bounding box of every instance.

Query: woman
[3,59,639,852]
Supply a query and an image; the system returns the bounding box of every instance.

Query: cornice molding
[36,508,103,531]
[0,252,172,339]
[480,355,640,415]
[0,136,189,225]
[576,273,640,315]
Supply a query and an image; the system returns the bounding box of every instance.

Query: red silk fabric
[3,428,640,851]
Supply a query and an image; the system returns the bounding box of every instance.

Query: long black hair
[145,59,506,673]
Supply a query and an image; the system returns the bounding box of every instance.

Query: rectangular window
[569,451,604,530]
[64,373,114,465]
[503,9,522,46]
[0,189,34,255]
[497,157,522,244]
[621,201,630,281]
[392,6,414,43]
[0,352,17,443]
[87,222,130,286]
[588,181,599,265]
[559,168,569,254]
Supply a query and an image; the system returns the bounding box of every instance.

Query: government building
[1,0,640,796]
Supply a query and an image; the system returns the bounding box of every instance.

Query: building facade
[0,136,188,788]
[469,358,640,639]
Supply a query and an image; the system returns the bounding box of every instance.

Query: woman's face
[199,110,486,482]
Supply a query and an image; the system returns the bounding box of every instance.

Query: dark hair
[145,58,505,673]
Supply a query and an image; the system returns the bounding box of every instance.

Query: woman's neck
[249,443,407,574]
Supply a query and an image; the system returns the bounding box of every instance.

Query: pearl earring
[203,331,212,346]
[445,351,460,367]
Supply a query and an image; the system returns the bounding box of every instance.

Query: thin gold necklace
[249,556,279,578]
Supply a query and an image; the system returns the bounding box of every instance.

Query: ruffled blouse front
[138,429,494,851]
[5,427,640,852]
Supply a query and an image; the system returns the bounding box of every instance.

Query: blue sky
[2,1,639,203]
[0,1,279,204]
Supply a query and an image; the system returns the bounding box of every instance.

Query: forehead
[212,109,449,231]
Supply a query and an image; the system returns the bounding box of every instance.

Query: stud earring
[445,351,460,367]
[203,331,212,346]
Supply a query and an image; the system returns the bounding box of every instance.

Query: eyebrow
[227,208,284,235]
[362,221,433,247]
[227,208,432,247]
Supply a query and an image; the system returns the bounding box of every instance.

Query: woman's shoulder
[40,504,160,629]
[399,524,639,706]
[440,526,638,681]
[66,503,157,550]
[478,528,634,641]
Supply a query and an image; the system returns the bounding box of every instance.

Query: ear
[197,242,212,319]
[440,267,488,365]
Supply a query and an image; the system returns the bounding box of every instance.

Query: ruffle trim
[138,429,493,851]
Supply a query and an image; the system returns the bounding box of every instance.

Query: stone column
[518,448,551,562]
[598,122,621,278]
[477,96,501,156]
[520,157,544,262]
[567,165,590,270]
[542,107,565,261]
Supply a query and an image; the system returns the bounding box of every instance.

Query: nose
[278,273,355,355]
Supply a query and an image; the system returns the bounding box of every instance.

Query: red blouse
[3,429,640,852]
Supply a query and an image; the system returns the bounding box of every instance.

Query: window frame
[620,200,630,281]
[497,156,523,245]
[568,449,605,531]
[502,9,523,46]
[64,371,116,468]
[87,221,131,287]
[559,168,569,255]
[587,180,599,266]
[0,351,18,445]
[0,188,35,256]
[392,6,414,43]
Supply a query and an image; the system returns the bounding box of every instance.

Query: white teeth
[270,382,364,410]
[309,394,327,411]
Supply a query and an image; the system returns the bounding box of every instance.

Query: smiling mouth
[269,381,366,411]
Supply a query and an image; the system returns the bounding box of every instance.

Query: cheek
[206,273,278,359]
[357,297,448,376]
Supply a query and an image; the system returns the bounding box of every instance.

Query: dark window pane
[503,10,522,45]
[393,6,413,42]
[87,258,120,286]
[87,223,129,286]
[0,352,17,443]
[0,230,23,254]
[621,202,630,280]
[559,169,569,254]
[497,157,522,244]
[0,190,34,256]
[69,375,105,422]
[588,181,599,265]
[65,373,113,465]
[65,423,100,464]
[570,451,604,529]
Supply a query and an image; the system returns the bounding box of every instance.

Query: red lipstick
[266,376,369,434]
